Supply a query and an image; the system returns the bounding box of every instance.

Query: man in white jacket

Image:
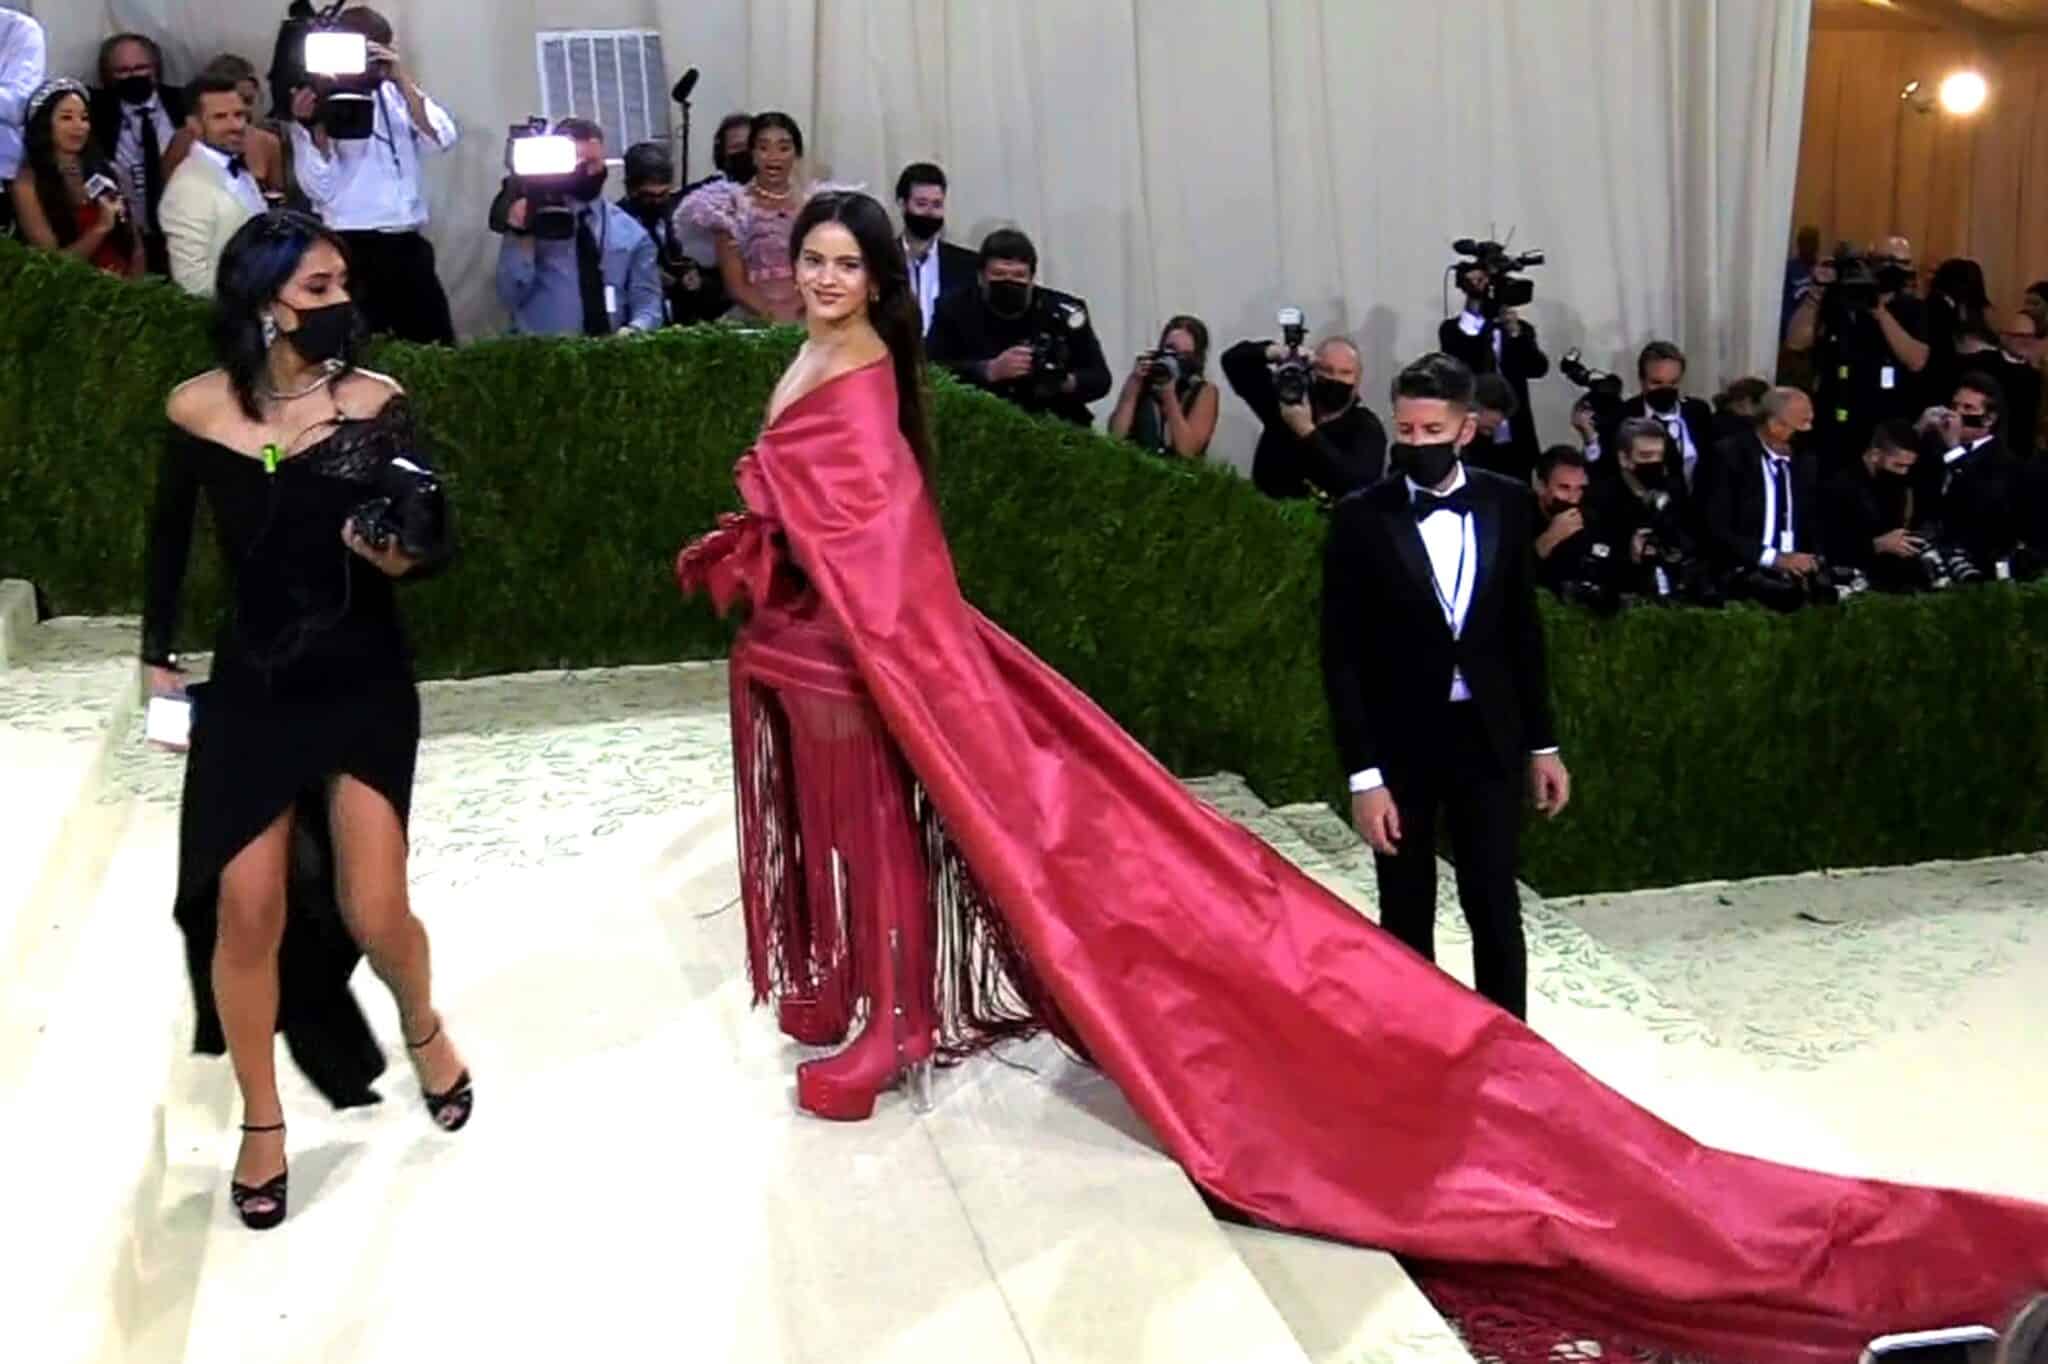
[161,66,266,296]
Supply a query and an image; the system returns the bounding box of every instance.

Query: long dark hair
[213,210,358,419]
[1159,314,1210,374]
[1931,257,1995,345]
[789,190,934,476]
[24,91,130,255]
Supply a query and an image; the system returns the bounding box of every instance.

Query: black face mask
[281,300,358,366]
[1875,466,1912,487]
[903,212,943,242]
[624,195,666,225]
[1630,461,1668,489]
[114,74,157,105]
[722,152,755,185]
[1959,411,1991,433]
[1310,378,1354,416]
[571,167,609,203]
[1391,440,1461,488]
[1644,385,1681,416]
[986,279,1031,318]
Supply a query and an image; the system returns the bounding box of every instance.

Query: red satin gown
[677,359,2048,1364]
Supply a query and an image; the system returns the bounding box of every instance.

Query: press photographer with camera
[1440,240,1550,482]
[1618,341,1717,491]
[1784,236,1929,461]
[1580,416,1716,604]
[1918,372,2030,581]
[1108,315,1219,460]
[1822,420,1936,593]
[285,6,458,345]
[494,119,661,338]
[926,228,1111,427]
[1531,445,1596,596]
[1696,386,1822,584]
[1220,317,1388,500]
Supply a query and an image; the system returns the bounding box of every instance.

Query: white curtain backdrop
[21,0,1810,473]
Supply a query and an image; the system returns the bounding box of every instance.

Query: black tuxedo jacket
[1321,468,1557,780]
[1929,434,2027,567]
[933,239,977,299]
[1617,394,1716,488]
[1437,315,1550,481]
[1694,434,1820,572]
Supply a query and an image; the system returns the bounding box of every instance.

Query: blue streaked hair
[213,210,358,418]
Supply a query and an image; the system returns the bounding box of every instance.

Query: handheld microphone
[83,173,122,205]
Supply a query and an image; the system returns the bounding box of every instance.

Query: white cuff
[1348,768,1385,794]
[1531,747,1559,757]
[1759,547,1777,569]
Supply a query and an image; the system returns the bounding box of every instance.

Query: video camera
[1817,243,1915,331]
[1274,307,1312,406]
[1560,347,1625,433]
[1453,236,1544,318]
[487,118,580,241]
[1029,295,1089,398]
[270,2,390,141]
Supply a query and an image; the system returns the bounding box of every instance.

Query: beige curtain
[1795,28,2048,316]
[25,0,1812,468]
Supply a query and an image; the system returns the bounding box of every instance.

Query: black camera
[1274,307,1312,406]
[277,3,390,141]
[1143,347,1185,390]
[1029,296,1088,397]
[1636,491,1725,607]
[349,455,448,562]
[1453,237,1544,317]
[488,119,580,241]
[1558,540,1624,615]
[1560,347,1625,433]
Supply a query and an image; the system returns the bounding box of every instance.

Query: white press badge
[1880,365,1897,391]
[1779,530,1795,554]
[604,285,617,318]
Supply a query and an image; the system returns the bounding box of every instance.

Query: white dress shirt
[290,83,457,232]
[195,141,268,216]
[1347,466,1557,794]
[1943,433,1995,485]
[1756,440,1797,568]
[1655,405,1699,486]
[0,11,47,183]
[905,235,942,335]
[113,92,177,225]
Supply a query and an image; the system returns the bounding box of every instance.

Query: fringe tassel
[1413,1269,1698,1364]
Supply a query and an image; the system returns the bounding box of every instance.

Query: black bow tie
[1413,488,1474,521]
[226,154,249,180]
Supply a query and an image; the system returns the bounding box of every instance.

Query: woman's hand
[343,521,418,577]
[1124,353,1153,391]
[144,663,185,697]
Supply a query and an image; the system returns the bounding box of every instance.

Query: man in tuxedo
[160,70,266,297]
[1922,372,2028,578]
[895,162,976,337]
[1439,268,1550,484]
[89,33,185,277]
[1617,341,1717,492]
[1321,353,1570,1020]
[1695,386,1822,581]
[1822,420,1931,592]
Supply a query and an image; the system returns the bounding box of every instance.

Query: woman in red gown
[679,192,2048,1364]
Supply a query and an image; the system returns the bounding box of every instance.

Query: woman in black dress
[143,211,471,1230]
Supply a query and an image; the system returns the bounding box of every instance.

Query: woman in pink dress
[675,111,815,324]
[678,191,2048,1364]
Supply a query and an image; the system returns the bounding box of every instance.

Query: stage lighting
[1938,71,1987,116]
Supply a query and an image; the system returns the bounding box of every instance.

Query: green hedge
[5,240,2046,894]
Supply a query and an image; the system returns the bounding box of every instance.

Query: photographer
[1919,372,2027,580]
[1822,420,1932,592]
[1784,236,1929,461]
[1221,331,1387,501]
[927,228,1111,427]
[286,6,458,344]
[1619,341,1716,491]
[1696,386,1821,581]
[1582,417,1707,600]
[619,141,725,326]
[1531,445,1594,595]
[1440,263,1550,481]
[1109,314,1219,460]
[495,119,660,337]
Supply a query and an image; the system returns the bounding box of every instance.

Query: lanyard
[1424,512,1472,637]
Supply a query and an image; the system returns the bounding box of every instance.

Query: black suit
[1321,467,1557,1018]
[88,86,187,277]
[1822,465,1924,590]
[1438,313,1550,482]
[926,283,1112,426]
[1929,434,2027,572]
[1616,394,1716,491]
[1694,433,1820,573]
[1219,339,1388,500]
[906,238,977,336]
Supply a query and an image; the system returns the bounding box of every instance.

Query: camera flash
[304,31,369,77]
[510,135,579,177]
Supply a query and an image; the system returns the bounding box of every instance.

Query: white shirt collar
[124,91,165,116]
[1456,307,1486,337]
[1945,433,1994,465]
[194,141,244,177]
[1405,464,1470,502]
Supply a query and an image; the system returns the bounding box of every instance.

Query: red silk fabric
[680,361,2048,1364]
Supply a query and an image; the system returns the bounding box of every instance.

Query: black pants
[339,229,456,346]
[1372,706,1528,1019]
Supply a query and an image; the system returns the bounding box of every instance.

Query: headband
[27,79,88,125]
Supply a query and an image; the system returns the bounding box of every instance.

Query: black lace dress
[142,397,451,1108]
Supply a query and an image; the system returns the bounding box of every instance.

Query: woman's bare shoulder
[333,368,406,420]
[165,371,234,431]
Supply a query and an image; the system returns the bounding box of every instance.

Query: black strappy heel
[230,1123,288,1231]
[406,1020,474,1132]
